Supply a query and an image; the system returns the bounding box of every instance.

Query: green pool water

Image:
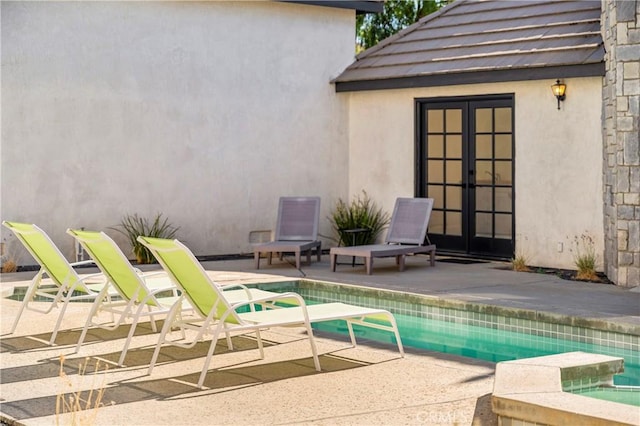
[312,313,638,382]
[312,313,640,406]
[572,387,640,406]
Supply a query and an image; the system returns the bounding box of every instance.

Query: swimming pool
[7,277,639,406]
[254,279,640,390]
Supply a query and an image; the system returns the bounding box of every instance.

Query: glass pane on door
[424,107,464,240]
[472,104,513,246]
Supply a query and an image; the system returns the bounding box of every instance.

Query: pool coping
[491,352,638,426]
[5,275,638,337]
[297,279,640,337]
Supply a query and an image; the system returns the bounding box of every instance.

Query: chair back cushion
[3,221,82,289]
[68,229,153,304]
[138,237,241,324]
[385,198,434,245]
[275,197,320,241]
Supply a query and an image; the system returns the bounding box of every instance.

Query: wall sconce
[551,79,566,110]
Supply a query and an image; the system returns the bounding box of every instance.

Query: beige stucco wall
[345,77,604,270]
[1,1,353,262]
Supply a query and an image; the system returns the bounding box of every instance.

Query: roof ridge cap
[386,17,601,45]
[354,0,466,61]
[431,43,603,62]
[361,32,602,59]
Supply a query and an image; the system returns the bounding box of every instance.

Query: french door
[416,95,514,259]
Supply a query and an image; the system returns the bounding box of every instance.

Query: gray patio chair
[253,196,322,269]
[329,198,436,274]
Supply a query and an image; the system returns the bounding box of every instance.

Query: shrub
[571,233,599,281]
[1,259,17,273]
[1,235,21,273]
[111,213,179,264]
[330,191,390,246]
[511,253,531,272]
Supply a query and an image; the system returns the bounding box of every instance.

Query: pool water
[572,387,640,406]
[311,313,640,388]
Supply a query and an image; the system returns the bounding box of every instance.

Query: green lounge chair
[2,221,109,345]
[68,229,281,366]
[138,236,405,389]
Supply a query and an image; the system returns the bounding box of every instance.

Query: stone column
[601,0,640,286]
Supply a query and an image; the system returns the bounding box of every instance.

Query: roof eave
[334,62,605,92]
[282,1,383,14]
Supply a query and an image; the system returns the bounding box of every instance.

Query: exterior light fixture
[551,79,566,110]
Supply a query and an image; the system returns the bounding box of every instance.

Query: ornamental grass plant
[330,190,390,246]
[56,355,111,426]
[511,252,531,272]
[571,233,599,281]
[111,213,179,264]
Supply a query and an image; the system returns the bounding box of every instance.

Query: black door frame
[415,94,515,259]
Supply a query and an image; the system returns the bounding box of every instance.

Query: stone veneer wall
[601,0,640,287]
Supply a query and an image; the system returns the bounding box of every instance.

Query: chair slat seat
[253,197,322,270]
[329,198,437,274]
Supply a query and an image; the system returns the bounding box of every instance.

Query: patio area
[1,255,638,425]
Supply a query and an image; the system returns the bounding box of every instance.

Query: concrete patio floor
[1,255,638,425]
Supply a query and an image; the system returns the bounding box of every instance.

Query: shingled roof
[334,0,605,92]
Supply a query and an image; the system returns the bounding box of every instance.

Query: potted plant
[330,190,390,246]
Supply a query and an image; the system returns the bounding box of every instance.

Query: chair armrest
[230,292,306,311]
[70,259,96,268]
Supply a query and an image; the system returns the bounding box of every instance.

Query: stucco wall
[1,1,353,262]
[346,77,604,270]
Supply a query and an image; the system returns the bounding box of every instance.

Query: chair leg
[365,257,373,275]
[10,272,43,334]
[330,253,337,272]
[118,302,149,366]
[304,321,321,371]
[398,255,406,272]
[148,301,182,375]
[198,322,225,389]
[387,313,405,357]
[75,292,107,353]
[148,305,158,332]
[295,252,301,270]
[316,243,321,262]
[224,323,233,350]
[49,298,72,345]
[255,328,264,359]
[254,251,260,269]
[9,293,30,335]
[346,321,357,347]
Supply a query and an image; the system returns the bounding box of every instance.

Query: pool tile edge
[492,352,637,426]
